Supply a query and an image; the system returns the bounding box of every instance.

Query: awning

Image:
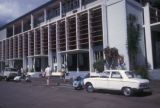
[58,49,89,54]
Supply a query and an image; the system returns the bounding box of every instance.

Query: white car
[3,68,18,81]
[84,70,150,96]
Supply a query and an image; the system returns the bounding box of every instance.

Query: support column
[60,1,62,18]
[23,56,27,72]
[21,20,24,33]
[144,3,154,69]
[76,14,79,49]
[88,10,94,72]
[13,25,15,36]
[40,27,43,55]
[79,0,82,10]
[101,4,108,49]
[65,18,68,51]
[48,24,52,67]
[56,22,61,71]
[22,34,27,71]
[34,29,36,56]
[28,57,33,71]
[101,4,108,70]
[18,35,19,58]
[31,14,34,29]
[65,18,68,71]
[44,9,47,22]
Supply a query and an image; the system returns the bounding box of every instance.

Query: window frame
[111,71,123,79]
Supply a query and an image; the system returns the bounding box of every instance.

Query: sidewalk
[150,80,160,93]
[30,77,73,87]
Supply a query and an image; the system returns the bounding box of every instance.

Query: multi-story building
[0,0,159,79]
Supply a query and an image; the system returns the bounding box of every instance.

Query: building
[0,0,159,79]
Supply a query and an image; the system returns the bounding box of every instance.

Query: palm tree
[104,47,120,69]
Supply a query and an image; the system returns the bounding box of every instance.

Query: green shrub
[134,66,149,79]
[93,59,105,72]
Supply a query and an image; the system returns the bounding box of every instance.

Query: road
[0,80,160,108]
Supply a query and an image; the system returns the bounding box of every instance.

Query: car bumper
[133,87,151,93]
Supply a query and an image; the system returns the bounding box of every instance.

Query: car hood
[128,78,149,83]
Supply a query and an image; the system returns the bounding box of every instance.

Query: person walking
[45,65,51,86]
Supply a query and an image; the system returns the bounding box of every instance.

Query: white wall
[126,0,146,66]
[149,70,160,80]
[0,29,6,41]
[107,0,129,69]
[143,3,154,69]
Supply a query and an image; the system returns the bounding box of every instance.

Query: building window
[111,72,122,79]
[23,19,31,32]
[82,0,96,5]
[34,13,44,27]
[62,0,79,14]
[47,6,60,20]
[94,51,103,61]
[7,27,13,37]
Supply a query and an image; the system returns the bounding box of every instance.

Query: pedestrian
[18,69,21,76]
[45,65,52,86]
[40,69,45,78]
[61,67,66,82]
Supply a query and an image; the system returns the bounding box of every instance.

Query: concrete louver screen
[41,26,48,55]
[79,12,89,49]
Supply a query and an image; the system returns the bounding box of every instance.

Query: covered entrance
[14,59,23,70]
[34,56,48,72]
[60,49,89,72]
[28,56,48,72]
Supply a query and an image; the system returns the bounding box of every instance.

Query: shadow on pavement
[94,89,152,97]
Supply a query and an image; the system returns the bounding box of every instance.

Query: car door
[93,72,110,89]
[93,77,108,89]
[108,71,124,90]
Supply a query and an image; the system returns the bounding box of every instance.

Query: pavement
[0,78,160,108]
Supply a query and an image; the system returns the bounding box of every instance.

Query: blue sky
[0,0,50,27]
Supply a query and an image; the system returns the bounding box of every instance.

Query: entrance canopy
[58,49,89,54]
[27,55,48,58]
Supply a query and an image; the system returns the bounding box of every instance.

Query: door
[93,72,110,89]
[108,71,124,90]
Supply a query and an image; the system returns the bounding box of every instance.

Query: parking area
[0,79,160,108]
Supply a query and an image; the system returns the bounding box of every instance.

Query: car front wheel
[122,87,133,96]
[85,83,94,93]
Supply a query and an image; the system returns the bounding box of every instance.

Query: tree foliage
[127,14,141,69]
[93,59,105,72]
[104,47,125,70]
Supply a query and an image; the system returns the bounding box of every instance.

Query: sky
[0,0,50,27]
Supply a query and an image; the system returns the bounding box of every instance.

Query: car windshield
[125,71,141,79]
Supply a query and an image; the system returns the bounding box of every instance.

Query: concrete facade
[0,0,159,79]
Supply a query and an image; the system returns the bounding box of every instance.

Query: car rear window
[111,71,122,79]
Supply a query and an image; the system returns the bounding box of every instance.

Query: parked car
[84,70,151,96]
[3,68,18,81]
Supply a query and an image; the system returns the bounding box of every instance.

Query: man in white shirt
[45,65,51,85]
